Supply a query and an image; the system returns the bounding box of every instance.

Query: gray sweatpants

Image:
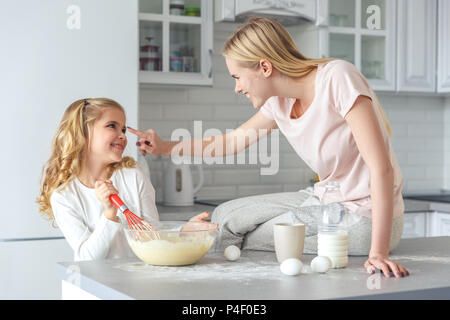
[211,189,404,256]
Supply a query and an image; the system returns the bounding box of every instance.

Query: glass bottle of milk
[318,181,348,268]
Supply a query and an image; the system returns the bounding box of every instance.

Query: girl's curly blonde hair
[37,98,136,223]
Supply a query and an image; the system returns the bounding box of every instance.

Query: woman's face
[225,57,273,109]
[88,107,127,164]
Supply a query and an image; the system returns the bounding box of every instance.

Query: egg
[310,256,332,273]
[224,245,241,261]
[280,258,303,276]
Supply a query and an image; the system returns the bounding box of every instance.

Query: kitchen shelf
[319,0,396,91]
[139,70,213,86]
[139,13,202,25]
[138,0,213,86]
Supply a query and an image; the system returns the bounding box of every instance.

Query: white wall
[1,0,139,239]
[139,23,449,202]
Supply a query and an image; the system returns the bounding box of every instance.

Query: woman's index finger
[126,126,147,138]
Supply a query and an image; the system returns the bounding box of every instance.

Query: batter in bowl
[128,235,215,266]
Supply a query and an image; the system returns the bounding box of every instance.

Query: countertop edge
[342,286,450,300]
[54,256,450,300]
[55,263,134,300]
[404,199,450,213]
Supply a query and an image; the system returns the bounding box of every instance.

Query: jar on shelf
[182,56,194,72]
[170,0,185,16]
[317,181,348,269]
[140,36,161,71]
[185,7,200,17]
[170,51,183,72]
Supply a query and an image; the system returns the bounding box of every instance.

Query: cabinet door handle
[208,48,213,78]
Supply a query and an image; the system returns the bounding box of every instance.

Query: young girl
[37,98,211,261]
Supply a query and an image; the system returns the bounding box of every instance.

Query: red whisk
[109,194,154,231]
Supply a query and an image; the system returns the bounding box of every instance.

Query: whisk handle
[109,194,128,213]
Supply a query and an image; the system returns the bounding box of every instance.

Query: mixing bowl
[123,221,219,266]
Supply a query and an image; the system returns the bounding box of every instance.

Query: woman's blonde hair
[223,17,392,136]
[37,98,136,223]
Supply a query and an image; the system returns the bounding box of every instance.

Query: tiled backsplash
[379,94,446,192]
[139,25,449,202]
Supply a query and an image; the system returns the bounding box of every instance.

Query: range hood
[215,0,317,26]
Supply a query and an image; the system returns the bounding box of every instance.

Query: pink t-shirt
[260,60,404,219]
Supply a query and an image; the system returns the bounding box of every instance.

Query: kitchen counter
[403,189,450,212]
[156,202,217,221]
[155,199,450,221]
[56,236,450,300]
[404,199,450,213]
[403,198,450,213]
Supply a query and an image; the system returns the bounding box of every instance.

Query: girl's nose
[234,83,241,94]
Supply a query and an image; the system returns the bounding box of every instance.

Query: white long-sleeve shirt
[50,165,161,261]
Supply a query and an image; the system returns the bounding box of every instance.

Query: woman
[129,18,409,278]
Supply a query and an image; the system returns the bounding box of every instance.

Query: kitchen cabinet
[0,239,73,299]
[138,0,213,86]
[396,0,437,93]
[214,0,316,23]
[313,0,450,94]
[402,211,450,239]
[316,0,397,91]
[438,0,450,93]
[402,212,427,239]
[427,212,450,237]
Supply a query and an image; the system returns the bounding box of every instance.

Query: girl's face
[88,107,127,164]
[225,57,273,109]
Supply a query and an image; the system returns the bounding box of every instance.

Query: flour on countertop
[389,255,450,264]
[112,253,450,283]
[114,256,287,283]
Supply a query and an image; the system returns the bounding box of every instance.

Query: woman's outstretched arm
[128,110,277,158]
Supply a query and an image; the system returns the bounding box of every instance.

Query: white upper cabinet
[314,0,450,94]
[438,0,450,93]
[215,0,316,23]
[235,0,316,20]
[318,0,396,91]
[397,0,437,92]
[139,0,213,86]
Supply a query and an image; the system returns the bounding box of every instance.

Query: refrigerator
[0,0,139,299]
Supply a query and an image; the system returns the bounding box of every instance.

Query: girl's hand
[181,212,219,232]
[364,253,410,278]
[94,180,119,221]
[127,127,166,156]
[189,212,211,222]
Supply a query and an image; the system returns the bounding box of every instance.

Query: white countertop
[55,237,450,300]
[156,202,217,221]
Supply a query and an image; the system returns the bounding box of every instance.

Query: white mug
[273,223,306,263]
